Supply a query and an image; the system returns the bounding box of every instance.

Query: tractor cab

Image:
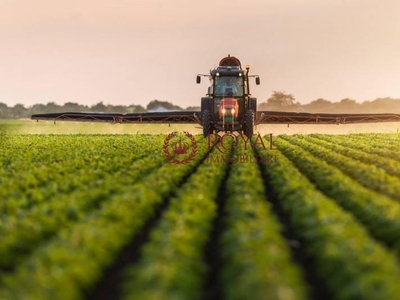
[197,55,260,137]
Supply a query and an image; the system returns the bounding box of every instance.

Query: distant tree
[45,102,63,113]
[336,98,360,112]
[304,98,333,112]
[14,104,28,117]
[0,102,9,118]
[30,103,47,115]
[105,104,128,113]
[90,101,107,112]
[259,91,298,111]
[127,104,146,113]
[0,102,36,118]
[269,91,296,106]
[146,100,182,111]
[63,102,88,112]
[362,97,400,113]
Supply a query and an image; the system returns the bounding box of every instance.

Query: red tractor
[197,55,260,137]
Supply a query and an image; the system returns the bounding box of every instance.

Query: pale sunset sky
[1,0,399,108]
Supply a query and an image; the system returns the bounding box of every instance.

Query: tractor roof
[219,55,242,69]
[209,54,244,76]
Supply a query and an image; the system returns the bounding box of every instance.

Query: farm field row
[0,132,400,300]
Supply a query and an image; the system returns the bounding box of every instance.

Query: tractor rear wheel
[244,110,254,138]
[202,109,213,137]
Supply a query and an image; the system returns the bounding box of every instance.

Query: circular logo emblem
[163,131,197,164]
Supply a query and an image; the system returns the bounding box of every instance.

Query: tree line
[260,91,400,114]
[0,100,189,119]
[1,94,400,119]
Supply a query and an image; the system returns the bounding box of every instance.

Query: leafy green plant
[274,136,400,249]
[279,134,400,201]
[121,139,232,300]
[220,142,307,300]
[257,136,400,300]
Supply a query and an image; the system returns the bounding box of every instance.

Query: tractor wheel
[244,110,254,138]
[250,97,257,116]
[202,109,213,137]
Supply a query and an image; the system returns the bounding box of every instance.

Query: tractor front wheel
[244,110,254,138]
[202,109,213,137]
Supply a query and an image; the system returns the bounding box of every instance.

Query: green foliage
[275,136,400,249]
[259,135,400,300]
[0,135,167,269]
[121,139,232,300]
[220,143,307,300]
[309,133,400,163]
[279,135,400,201]
[1,133,400,300]
[0,135,208,299]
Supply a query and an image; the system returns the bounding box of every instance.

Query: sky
[1,0,400,108]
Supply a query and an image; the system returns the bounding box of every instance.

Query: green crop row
[120,139,233,300]
[0,137,208,300]
[279,135,400,202]
[302,134,400,178]
[219,142,307,300]
[0,135,163,213]
[0,135,167,268]
[347,132,400,145]
[328,134,400,160]
[257,136,400,300]
[273,136,400,251]
[310,134,400,163]
[0,152,167,270]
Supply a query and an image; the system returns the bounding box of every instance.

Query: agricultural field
[1,128,400,300]
[0,119,203,135]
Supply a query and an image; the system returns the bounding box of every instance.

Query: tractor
[196,55,260,137]
[32,54,400,133]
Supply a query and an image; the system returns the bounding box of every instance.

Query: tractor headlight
[222,108,226,114]
[231,108,235,114]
